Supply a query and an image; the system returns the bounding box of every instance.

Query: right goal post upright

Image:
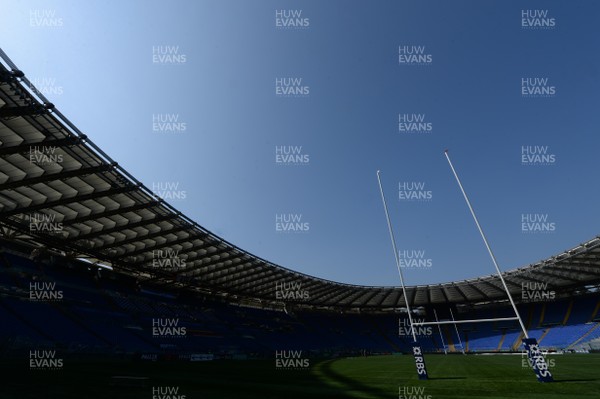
[443,150,553,383]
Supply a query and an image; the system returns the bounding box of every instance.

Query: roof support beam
[189,259,264,284]
[0,136,86,157]
[452,285,471,303]
[178,251,235,276]
[110,227,195,258]
[0,185,138,218]
[223,266,272,290]
[376,289,393,307]
[410,288,418,307]
[74,212,174,241]
[97,226,188,251]
[61,201,161,226]
[466,283,491,302]
[0,103,53,118]
[144,247,242,283]
[0,164,114,191]
[162,245,231,270]
[354,289,382,307]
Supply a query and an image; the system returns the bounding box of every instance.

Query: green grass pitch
[2,354,599,398]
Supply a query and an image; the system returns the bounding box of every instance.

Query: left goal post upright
[377,170,429,380]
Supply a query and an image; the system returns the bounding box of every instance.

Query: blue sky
[2,0,599,286]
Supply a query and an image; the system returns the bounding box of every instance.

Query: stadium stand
[1,241,600,359]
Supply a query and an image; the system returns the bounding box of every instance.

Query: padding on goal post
[412,344,429,380]
[522,338,554,382]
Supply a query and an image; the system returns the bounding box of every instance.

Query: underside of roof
[1,48,599,310]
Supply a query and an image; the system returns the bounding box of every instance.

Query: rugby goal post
[375,151,553,383]
[438,150,553,382]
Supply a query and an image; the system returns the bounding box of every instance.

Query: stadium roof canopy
[1,48,600,311]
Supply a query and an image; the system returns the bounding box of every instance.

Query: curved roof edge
[1,48,599,309]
